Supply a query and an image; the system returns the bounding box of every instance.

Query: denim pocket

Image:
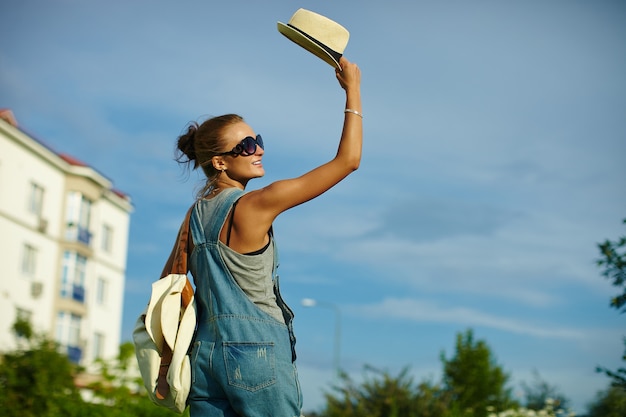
[223,342,276,391]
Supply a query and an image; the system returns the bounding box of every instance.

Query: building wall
[0,121,66,349]
[0,112,132,366]
[84,192,131,360]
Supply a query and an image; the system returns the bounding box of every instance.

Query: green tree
[88,342,142,407]
[596,218,626,388]
[412,379,453,417]
[322,366,450,417]
[0,322,84,417]
[318,329,522,417]
[323,366,418,417]
[0,318,180,417]
[440,329,517,417]
[586,386,626,417]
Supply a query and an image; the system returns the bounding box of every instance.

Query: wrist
[345,92,361,113]
[345,87,361,97]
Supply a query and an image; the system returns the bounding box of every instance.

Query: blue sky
[1,0,625,413]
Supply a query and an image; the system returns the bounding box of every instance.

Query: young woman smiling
[174,56,361,417]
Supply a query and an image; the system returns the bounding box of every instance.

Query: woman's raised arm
[252,58,361,209]
[228,57,363,251]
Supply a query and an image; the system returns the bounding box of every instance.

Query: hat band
[287,24,343,64]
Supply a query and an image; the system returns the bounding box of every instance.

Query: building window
[21,244,37,277]
[60,251,87,303]
[93,332,105,360]
[96,276,108,306]
[16,308,32,322]
[28,182,45,216]
[56,311,82,363]
[65,191,92,245]
[101,224,113,253]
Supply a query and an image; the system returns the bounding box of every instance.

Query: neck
[215,178,245,191]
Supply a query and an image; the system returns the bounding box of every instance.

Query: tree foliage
[596,218,626,389]
[596,218,626,313]
[586,386,626,417]
[320,329,521,417]
[1,319,591,417]
[88,341,143,408]
[440,329,517,417]
[0,319,179,417]
[0,323,84,417]
[322,366,450,417]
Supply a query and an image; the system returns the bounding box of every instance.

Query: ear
[211,156,226,171]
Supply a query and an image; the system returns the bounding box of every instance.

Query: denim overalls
[187,188,302,417]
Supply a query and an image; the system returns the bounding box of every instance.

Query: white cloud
[350,297,586,340]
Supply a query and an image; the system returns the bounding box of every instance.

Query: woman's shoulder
[196,187,245,211]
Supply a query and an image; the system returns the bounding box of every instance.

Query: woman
[176,57,361,417]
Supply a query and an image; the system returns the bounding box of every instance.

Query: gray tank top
[217,230,285,324]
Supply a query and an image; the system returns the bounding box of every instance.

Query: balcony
[65,223,92,246]
[72,284,85,303]
[67,346,82,364]
[77,226,92,245]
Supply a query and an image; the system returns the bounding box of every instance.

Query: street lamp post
[301,298,341,374]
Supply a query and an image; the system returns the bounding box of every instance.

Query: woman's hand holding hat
[336,57,360,93]
[336,57,362,121]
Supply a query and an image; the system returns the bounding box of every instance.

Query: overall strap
[190,188,245,247]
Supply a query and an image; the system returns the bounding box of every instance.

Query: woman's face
[220,121,265,182]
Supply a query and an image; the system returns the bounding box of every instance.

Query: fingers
[337,56,353,73]
[336,57,360,90]
[337,56,347,73]
[336,57,356,75]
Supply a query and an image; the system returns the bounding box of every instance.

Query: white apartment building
[0,109,133,366]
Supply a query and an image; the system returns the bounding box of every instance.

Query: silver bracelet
[344,108,363,118]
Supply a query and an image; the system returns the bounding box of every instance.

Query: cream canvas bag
[133,207,196,413]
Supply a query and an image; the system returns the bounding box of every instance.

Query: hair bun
[176,122,199,167]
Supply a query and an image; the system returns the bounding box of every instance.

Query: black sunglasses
[217,135,264,157]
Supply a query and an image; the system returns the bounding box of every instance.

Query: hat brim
[277,22,342,69]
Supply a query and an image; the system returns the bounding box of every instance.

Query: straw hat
[277,9,350,69]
